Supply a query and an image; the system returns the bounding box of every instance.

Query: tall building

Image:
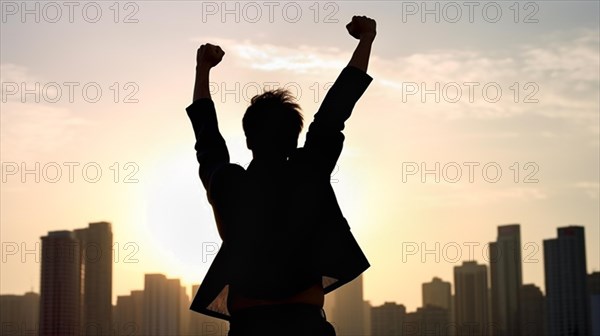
[142,274,186,335]
[177,280,190,336]
[331,274,365,335]
[450,294,456,335]
[454,261,489,336]
[371,302,405,336]
[324,288,336,327]
[423,277,451,310]
[589,272,600,336]
[39,223,113,336]
[363,300,372,336]
[39,231,82,336]
[75,222,113,335]
[489,224,522,336]
[114,290,144,335]
[406,305,451,336]
[405,310,421,335]
[0,292,39,335]
[520,284,545,336]
[544,226,589,336]
[422,277,452,335]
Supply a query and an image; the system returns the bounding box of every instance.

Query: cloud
[193,28,598,125]
[0,63,34,84]
[572,181,600,199]
[191,37,346,75]
[1,63,88,159]
[412,185,549,208]
[521,29,599,82]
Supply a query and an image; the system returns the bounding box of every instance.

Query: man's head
[243,88,303,159]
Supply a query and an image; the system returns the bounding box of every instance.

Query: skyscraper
[423,277,452,311]
[404,310,421,335]
[324,288,336,327]
[39,231,82,336]
[588,272,600,336]
[454,261,489,336]
[114,290,144,335]
[489,224,522,336]
[331,274,365,335]
[371,302,405,336]
[544,225,589,336]
[142,274,186,335]
[0,292,39,335]
[39,222,113,336]
[75,222,113,335]
[176,280,189,336]
[363,300,372,336]
[407,305,451,336]
[520,284,545,336]
[422,277,452,335]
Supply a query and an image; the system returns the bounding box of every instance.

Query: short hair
[242,88,303,153]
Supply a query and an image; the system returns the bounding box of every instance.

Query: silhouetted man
[187,15,376,336]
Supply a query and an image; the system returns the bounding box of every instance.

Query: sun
[142,147,222,286]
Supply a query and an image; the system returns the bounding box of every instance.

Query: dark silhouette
[187,16,376,336]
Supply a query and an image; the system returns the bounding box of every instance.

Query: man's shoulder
[215,163,245,176]
[212,163,246,188]
[208,163,247,203]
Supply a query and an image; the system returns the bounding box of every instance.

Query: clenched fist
[346,16,376,40]
[197,43,225,68]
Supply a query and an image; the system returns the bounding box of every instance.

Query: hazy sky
[1,1,599,312]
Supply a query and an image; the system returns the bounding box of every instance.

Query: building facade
[489,224,522,336]
[454,261,489,336]
[39,231,82,336]
[371,302,406,336]
[543,226,589,336]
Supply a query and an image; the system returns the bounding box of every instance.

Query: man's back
[187,66,373,320]
[209,151,340,301]
[187,17,376,328]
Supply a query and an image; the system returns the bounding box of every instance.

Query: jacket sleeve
[303,65,373,174]
[186,98,230,199]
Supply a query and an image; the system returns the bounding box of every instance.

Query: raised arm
[347,16,376,71]
[187,44,231,239]
[302,16,376,174]
[186,44,229,190]
[193,44,224,102]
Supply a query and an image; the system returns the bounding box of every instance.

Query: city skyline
[2,0,599,316]
[3,219,598,311]
[2,222,598,335]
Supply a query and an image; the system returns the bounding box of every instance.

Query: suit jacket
[186,65,373,321]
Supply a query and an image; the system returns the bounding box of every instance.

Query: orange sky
[1,1,599,312]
